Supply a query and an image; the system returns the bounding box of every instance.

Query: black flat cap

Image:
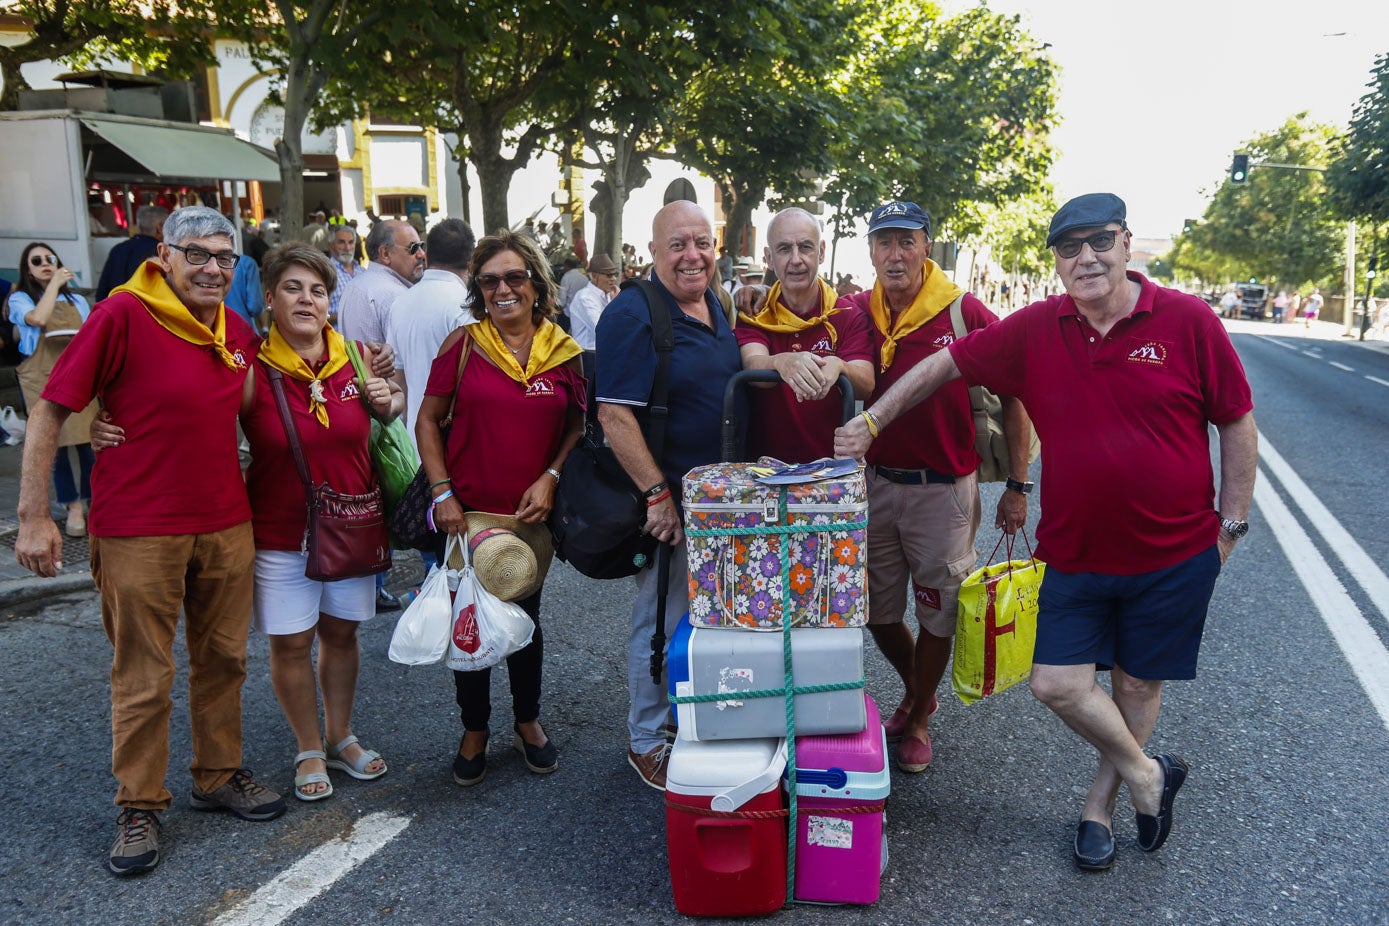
[1047,193,1127,247]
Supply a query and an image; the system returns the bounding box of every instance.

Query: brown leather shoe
[627,743,670,791]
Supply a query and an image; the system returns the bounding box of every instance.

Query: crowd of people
[10,189,1255,885]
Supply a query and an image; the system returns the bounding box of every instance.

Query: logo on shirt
[525,378,556,397]
[340,380,361,401]
[1126,340,1169,366]
[932,333,956,350]
[809,337,833,354]
[231,349,248,369]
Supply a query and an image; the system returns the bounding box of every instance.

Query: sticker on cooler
[716,667,754,710]
[807,815,854,849]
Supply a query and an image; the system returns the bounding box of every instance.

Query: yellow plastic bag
[952,532,1045,704]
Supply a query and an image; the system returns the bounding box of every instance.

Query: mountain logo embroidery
[913,583,942,611]
[231,349,248,369]
[525,378,555,397]
[810,337,833,353]
[1126,340,1169,366]
[879,201,910,216]
[932,333,956,349]
[340,381,361,401]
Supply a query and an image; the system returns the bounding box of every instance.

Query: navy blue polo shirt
[595,275,741,487]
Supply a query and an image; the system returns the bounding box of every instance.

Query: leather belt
[873,465,956,485]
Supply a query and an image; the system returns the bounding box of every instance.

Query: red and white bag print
[446,536,535,671]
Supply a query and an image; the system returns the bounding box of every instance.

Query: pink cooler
[665,737,788,917]
[789,694,890,905]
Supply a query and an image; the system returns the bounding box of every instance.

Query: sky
[972,0,1389,239]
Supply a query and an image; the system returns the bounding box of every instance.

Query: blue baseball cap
[1047,193,1128,247]
[867,201,931,238]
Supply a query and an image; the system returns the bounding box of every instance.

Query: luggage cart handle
[720,370,855,462]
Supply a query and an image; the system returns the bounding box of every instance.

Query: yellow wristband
[860,410,881,438]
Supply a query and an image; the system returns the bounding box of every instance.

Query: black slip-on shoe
[1074,819,1116,871]
[1136,753,1189,852]
[513,724,558,774]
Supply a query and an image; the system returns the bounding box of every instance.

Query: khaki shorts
[866,468,980,638]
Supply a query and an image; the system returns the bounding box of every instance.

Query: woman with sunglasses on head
[8,242,99,536]
[415,230,585,786]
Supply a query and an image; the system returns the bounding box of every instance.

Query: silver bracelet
[545,467,562,482]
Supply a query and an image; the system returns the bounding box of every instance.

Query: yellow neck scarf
[472,317,582,385]
[868,259,962,371]
[738,278,840,348]
[258,322,350,428]
[112,260,241,371]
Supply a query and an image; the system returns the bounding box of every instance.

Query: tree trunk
[721,179,760,259]
[468,122,517,236]
[455,151,472,227]
[0,52,28,112]
[591,180,614,262]
[275,56,315,244]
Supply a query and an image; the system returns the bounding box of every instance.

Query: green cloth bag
[345,340,420,513]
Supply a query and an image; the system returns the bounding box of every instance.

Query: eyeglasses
[29,254,58,267]
[403,241,426,256]
[1052,229,1122,259]
[167,244,240,270]
[476,270,532,292]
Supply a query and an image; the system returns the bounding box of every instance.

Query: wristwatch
[1005,477,1034,495]
[1219,516,1249,539]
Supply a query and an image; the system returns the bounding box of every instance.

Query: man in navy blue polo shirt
[596,200,741,790]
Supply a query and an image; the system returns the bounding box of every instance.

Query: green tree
[1328,52,1389,225]
[0,1,212,110]
[1179,114,1342,289]
[821,3,1058,244]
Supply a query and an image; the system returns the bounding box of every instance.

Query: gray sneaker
[189,768,286,821]
[108,809,161,876]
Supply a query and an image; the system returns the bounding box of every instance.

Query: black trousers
[452,588,543,732]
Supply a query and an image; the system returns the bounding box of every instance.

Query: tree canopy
[1328,52,1389,226]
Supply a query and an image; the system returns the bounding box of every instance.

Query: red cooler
[665,736,787,917]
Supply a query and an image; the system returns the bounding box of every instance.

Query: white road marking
[1301,350,1323,358]
[1330,362,1355,372]
[1259,436,1389,625]
[1254,335,1300,351]
[210,812,411,926]
[1367,376,1389,389]
[1254,477,1389,734]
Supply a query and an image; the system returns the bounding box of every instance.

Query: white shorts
[253,549,376,635]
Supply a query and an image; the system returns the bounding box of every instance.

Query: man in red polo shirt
[16,206,284,877]
[737,207,875,462]
[835,193,1257,871]
[843,201,1030,775]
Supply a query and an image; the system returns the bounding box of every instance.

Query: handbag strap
[344,339,379,421]
[265,364,316,511]
[441,331,472,431]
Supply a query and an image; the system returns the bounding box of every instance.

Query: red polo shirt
[847,290,997,475]
[736,301,873,462]
[949,272,1254,575]
[242,354,378,551]
[42,292,257,537]
[426,340,585,514]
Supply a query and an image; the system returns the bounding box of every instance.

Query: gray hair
[163,206,234,247]
[364,220,403,262]
[331,224,358,243]
[135,205,169,236]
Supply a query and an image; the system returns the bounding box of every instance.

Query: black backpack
[548,279,675,579]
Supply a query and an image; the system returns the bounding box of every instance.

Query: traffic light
[1230,154,1250,184]
[1182,218,1198,234]
[1368,256,1378,280]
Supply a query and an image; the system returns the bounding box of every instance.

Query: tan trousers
[91,523,255,809]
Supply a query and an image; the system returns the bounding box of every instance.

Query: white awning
[80,117,280,182]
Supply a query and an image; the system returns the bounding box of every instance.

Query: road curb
[0,572,95,611]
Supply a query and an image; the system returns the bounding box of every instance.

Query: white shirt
[556,267,589,310]
[338,261,413,344]
[386,268,475,446]
[567,280,613,350]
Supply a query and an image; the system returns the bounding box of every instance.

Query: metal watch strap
[1219,517,1249,538]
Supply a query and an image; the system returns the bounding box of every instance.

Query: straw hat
[461,512,555,601]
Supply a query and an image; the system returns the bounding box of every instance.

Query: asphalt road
[2,319,1388,926]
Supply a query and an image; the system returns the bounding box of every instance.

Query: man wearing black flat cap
[835,192,1257,871]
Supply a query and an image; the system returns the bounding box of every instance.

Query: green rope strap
[670,679,864,704]
[684,491,869,905]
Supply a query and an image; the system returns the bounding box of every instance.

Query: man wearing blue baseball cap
[844,200,1031,772]
[836,192,1257,871]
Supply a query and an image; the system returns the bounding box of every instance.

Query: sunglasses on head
[29,253,58,267]
[1052,229,1122,260]
[476,270,532,293]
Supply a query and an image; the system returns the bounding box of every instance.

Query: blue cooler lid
[666,614,693,724]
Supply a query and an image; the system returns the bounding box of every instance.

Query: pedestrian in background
[96,206,168,302]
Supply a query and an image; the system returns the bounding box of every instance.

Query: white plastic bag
[1,406,25,443]
[446,538,535,672]
[388,535,462,666]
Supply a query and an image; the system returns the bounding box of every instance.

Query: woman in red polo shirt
[241,244,403,802]
[416,230,584,787]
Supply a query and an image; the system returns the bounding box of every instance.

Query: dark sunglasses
[476,270,532,292]
[167,243,240,270]
[1052,229,1122,259]
[29,253,58,267]
[404,241,426,255]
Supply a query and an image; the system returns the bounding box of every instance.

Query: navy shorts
[1033,545,1221,680]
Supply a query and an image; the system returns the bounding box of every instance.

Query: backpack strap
[621,278,676,462]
